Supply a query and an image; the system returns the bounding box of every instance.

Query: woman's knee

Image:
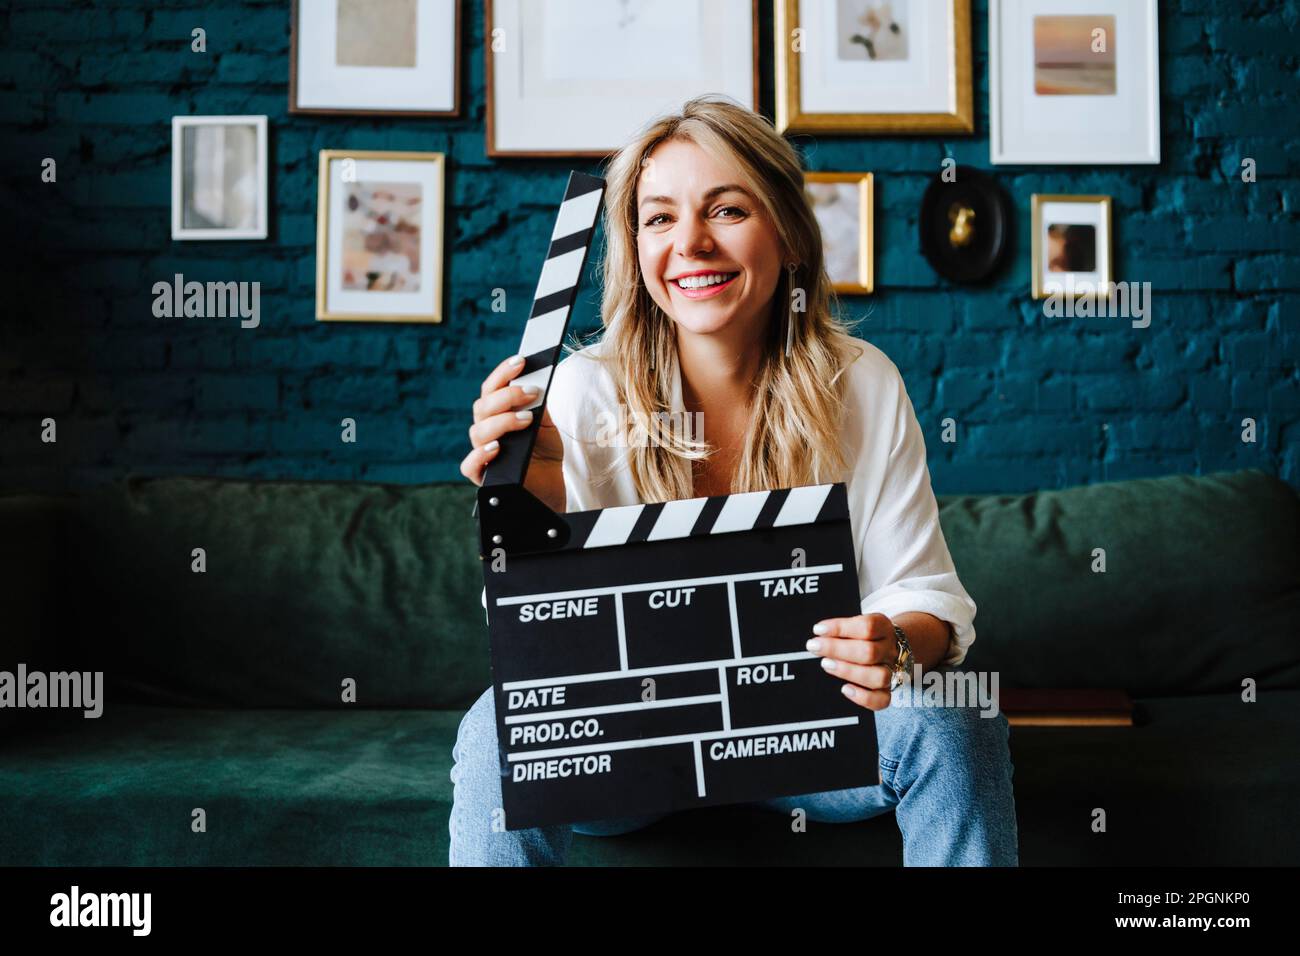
[450,687,504,795]
[459,687,497,740]
[876,692,1011,767]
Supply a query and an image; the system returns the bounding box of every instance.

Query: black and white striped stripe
[483,171,605,491]
[561,483,847,551]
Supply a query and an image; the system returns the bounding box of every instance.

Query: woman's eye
[643,206,746,228]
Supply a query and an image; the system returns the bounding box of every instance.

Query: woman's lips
[671,273,739,299]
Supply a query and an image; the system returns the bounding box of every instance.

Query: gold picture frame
[805,171,874,295]
[1030,194,1113,300]
[316,150,445,323]
[776,0,974,135]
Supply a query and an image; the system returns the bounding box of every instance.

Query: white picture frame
[486,0,759,157]
[171,115,268,241]
[291,0,460,116]
[315,150,446,324]
[990,0,1160,165]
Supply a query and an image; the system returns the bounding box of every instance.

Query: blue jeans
[448,669,1019,866]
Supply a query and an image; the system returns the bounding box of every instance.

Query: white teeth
[675,272,736,290]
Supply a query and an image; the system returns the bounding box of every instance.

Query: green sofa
[2,469,1298,866]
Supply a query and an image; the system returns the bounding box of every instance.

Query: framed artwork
[990,0,1160,164]
[291,0,460,116]
[805,171,874,294]
[486,0,760,157]
[1030,194,1112,299]
[315,150,446,323]
[776,0,974,135]
[171,115,268,241]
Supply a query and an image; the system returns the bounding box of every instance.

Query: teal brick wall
[1,0,1297,493]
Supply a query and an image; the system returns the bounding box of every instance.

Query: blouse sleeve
[857,364,977,668]
[545,352,600,514]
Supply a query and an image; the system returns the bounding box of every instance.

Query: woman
[452,95,1018,866]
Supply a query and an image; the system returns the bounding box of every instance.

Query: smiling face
[635,138,787,343]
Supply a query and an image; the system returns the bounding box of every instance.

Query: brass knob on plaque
[948,203,976,248]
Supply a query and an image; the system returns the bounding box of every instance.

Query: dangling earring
[784,262,798,357]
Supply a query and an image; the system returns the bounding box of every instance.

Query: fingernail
[483,440,499,452]
[521,385,540,396]
[805,639,821,653]
[509,354,525,365]
[812,623,829,635]
[841,684,857,699]
[515,410,533,421]
[821,658,837,673]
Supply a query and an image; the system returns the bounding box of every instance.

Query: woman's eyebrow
[638,184,753,208]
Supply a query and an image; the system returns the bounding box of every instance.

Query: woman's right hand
[460,353,567,513]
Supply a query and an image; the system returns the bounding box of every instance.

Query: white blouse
[532,337,978,668]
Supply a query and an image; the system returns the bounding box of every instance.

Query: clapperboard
[476,171,877,830]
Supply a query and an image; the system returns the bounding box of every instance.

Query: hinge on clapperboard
[473,171,606,560]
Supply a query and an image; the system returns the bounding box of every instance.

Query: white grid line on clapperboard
[505,716,860,763]
[496,563,844,608]
[504,649,814,691]
[499,560,858,797]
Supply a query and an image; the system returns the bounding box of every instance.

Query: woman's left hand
[805,613,898,712]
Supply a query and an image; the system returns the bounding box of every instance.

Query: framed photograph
[486,0,759,157]
[776,0,974,135]
[805,171,874,294]
[315,150,446,323]
[171,115,268,241]
[291,0,460,116]
[1030,194,1112,299]
[990,0,1160,164]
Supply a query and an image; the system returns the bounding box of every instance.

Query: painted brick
[0,0,1296,497]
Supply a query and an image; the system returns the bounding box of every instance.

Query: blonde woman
[452,95,1018,866]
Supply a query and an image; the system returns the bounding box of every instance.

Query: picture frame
[171,115,268,241]
[775,0,974,135]
[1030,194,1112,300]
[990,0,1160,164]
[290,0,460,116]
[486,0,760,158]
[805,171,874,294]
[315,150,446,323]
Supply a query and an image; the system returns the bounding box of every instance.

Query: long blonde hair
[569,94,865,504]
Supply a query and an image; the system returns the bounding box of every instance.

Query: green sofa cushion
[940,470,1300,696]
[2,691,1297,866]
[64,476,490,709]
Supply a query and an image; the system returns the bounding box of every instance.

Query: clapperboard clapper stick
[476,171,878,830]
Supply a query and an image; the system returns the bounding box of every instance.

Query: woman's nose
[673,216,714,258]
